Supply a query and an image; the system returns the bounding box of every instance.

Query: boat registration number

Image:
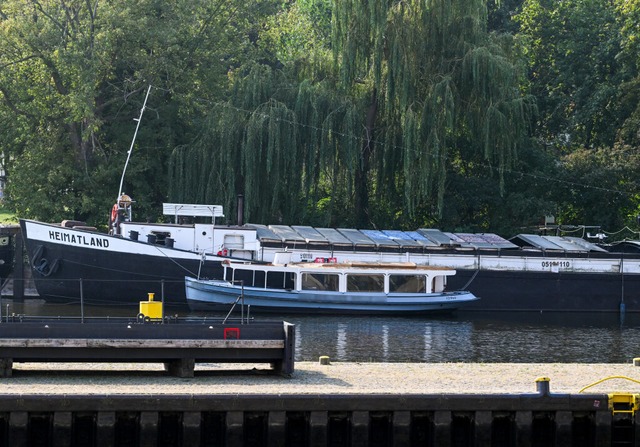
[541,261,570,268]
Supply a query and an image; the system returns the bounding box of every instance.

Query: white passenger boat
[185,253,479,314]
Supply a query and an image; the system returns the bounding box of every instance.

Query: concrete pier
[0,318,295,378]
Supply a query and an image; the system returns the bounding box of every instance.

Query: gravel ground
[2,361,640,396]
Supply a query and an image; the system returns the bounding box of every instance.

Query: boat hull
[0,227,15,284]
[447,269,640,312]
[19,219,640,312]
[20,219,225,307]
[185,277,478,314]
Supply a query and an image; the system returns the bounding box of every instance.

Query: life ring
[217,248,229,256]
[110,204,118,223]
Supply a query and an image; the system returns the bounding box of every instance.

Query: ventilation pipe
[237,194,244,226]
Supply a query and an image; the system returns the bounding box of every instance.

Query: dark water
[2,299,639,363]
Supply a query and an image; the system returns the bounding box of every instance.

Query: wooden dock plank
[0,339,285,349]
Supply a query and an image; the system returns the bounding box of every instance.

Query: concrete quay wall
[0,393,630,447]
[1,361,640,446]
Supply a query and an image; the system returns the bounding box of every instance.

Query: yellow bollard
[535,377,551,396]
[139,292,163,320]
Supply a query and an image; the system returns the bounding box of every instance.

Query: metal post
[80,279,84,323]
[620,249,626,321]
[161,280,165,322]
[13,231,24,301]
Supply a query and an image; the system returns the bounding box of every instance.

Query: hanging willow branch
[170,0,534,227]
[330,0,535,219]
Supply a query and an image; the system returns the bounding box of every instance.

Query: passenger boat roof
[295,261,453,271]
[224,260,454,274]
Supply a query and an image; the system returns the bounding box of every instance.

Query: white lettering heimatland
[48,230,110,248]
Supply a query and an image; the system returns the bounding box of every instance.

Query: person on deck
[108,193,132,235]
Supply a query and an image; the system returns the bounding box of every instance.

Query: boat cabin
[221,261,455,295]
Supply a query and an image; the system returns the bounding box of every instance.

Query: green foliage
[0,0,273,226]
[516,0,631,149]
[331,0,535,221]
[168,0,537,231]
[616,0,640,147]
[169,63,363,226]
[1,0,639,236]
[552,146,640,229]
[0,206,17,224]
[259,0,332,68]
[441,145,558,234]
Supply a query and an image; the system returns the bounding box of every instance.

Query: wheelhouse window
[301,273,339,291]
[389,274,426,293]
[266,271,295,290]
[232,268,265,287]
[347,274,384,293]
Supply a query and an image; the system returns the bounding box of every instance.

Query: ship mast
[117,85,152,202]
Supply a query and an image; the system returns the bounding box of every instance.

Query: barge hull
[20,219,640,312]
[449,269,640,312]
[20,219,225,306]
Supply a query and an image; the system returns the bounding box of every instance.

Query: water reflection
[3,299,640,364]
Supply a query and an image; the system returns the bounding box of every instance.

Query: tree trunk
[354,89,377,228]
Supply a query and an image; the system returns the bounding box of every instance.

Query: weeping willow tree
[170,0,534,228]
[169,63,364,225]
[333,0,535,225]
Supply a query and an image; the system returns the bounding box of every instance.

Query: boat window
[234,268,265,288]
[347,274,384,293]
[389,275,426,293]
[266,271,295,290]
[301,273,339,291]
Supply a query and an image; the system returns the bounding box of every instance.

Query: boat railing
[222,280,251,324]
